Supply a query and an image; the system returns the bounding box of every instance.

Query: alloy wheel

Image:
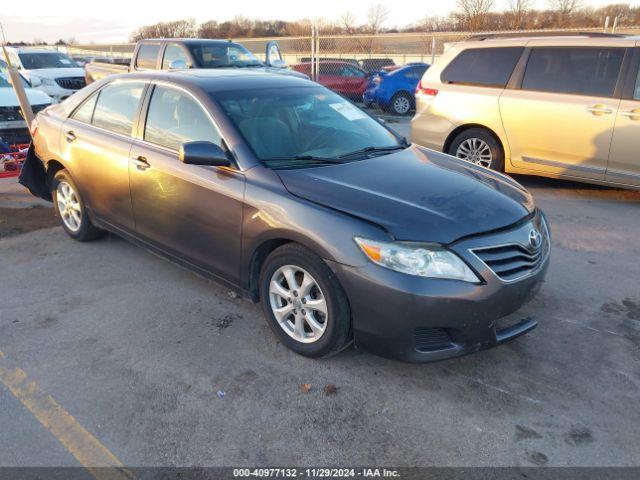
[455,138,493,168]
[393,95,411,115]
[56,181,82,232]
[269,265,328,343]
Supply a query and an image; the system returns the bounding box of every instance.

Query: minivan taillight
[416,80,438,96]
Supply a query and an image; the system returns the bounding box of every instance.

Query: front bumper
[38,84,77,103]
[329,213,550,363]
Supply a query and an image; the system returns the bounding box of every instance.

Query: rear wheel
[389,91,413,115]
[449,128,504,171]
[259,244,352,358]
[52,170,103,241]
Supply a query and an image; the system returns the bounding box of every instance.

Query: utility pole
[1,22,35,134]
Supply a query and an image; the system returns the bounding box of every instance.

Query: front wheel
[448,128,504,171]
[259,244,352,358]
[52,169,103,241]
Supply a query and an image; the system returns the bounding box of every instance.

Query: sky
[2,0,639,43]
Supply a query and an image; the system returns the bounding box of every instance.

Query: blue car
[363,63,429,115]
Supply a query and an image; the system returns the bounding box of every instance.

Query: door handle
[586,105,613,116]
[64,131,76,143]
[132,156,150,170]
[620,109,640,120]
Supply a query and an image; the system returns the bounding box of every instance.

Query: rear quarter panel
[411,42,512,159]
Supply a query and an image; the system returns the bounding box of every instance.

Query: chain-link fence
[63,26,640,113]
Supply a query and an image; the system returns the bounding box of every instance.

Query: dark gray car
[31,70,550,363]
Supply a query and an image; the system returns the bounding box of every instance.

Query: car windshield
[216,86,404,166]
[18,52,79,69]
[0,73,30,89]
[188,43,263,68]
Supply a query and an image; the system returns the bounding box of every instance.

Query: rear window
[441,47,524,88]
[136,44,160,70]
[522,47,625,98]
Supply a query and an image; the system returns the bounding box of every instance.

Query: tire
[259,244,352,358]
[389,91,413,116]
[448,128,505,172]
[51,169,103,242]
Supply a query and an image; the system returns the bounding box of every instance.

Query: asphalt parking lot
[1,119,639,469]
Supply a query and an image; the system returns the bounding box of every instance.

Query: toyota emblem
[529,228,542,250]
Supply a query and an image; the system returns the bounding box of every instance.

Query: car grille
[0,104,48,122]
[55,77,86,90]
[472,219,550,282]
[414,327,453,352]
[0,106,23,122]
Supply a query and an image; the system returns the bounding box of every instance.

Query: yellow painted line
[0,351,133,480]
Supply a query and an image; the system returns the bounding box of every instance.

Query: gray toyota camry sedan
[31,69,550,363]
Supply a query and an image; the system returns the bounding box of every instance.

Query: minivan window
[441,47,523,87]
[634,66,640,100]
[92,83,144,136]
[136,44,160,70]
[144,86,220,151]
[522,47,625,98]
[162,44,190,69]
[72,94,98,124]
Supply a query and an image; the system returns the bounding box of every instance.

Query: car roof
[140,38,243,45]
[107,68,315,92]
[457,34,637,48]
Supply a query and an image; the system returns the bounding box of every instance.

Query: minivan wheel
[259,244,352,358]
[51,170,103,241]
[449,128,504,171]
[389,92,413,115]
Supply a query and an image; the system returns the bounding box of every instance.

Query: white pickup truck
[85,38,305,83]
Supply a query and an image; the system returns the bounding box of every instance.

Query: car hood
[276,146,535,244]
[0,87,52,107]
[24,68,85,79]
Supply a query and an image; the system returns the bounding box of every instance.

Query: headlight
[32,76,55,86]
[354,237,480,283]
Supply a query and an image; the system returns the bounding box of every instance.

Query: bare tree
[548,0,582,26]
[339,11,359,34]
[506,0,533,29]
[457,0,496,31]
[366,4,390,33]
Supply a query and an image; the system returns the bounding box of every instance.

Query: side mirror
[30,76,42,87]
[179,141,231,167]
[168,59,188,70]
[265,41,286,68]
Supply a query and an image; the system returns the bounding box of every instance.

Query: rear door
[606,47,640,186]
[129,83,244,283]
[61,81,146,230]
[499,42,629,179]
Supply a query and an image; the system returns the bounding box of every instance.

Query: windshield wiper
[337,144,406,159]
[263,155,344,166]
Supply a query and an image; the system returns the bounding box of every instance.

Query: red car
[292,61,369,100]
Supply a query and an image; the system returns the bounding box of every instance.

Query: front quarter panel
[240,166,390,287]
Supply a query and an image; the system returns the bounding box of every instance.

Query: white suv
[4,47,86,102]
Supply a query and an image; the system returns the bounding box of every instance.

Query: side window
[522,47,625,98]
[634,66,640,100]
[144,85,220,151]
[136,44,160,70]
[441,47,524,88]
[92,82,144,136]
[162,44,190,69]
[71,93,98,124]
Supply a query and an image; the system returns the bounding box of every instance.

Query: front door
[500,46,626,180]
[129,84,244,283]
[607,49,640,186]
